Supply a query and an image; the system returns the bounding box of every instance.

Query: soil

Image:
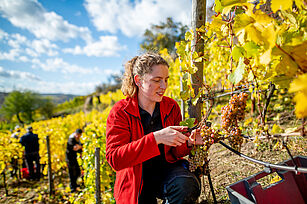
[0,171,75,204]
[2,135,305,204]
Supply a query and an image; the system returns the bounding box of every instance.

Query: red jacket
[106,95,192,204]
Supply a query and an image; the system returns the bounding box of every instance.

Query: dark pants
[139,161,201,204]
[67,161,81,191]
[10,157,19,178]
[25,152,40,180]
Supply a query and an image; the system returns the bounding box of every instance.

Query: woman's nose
[160,80,167,89]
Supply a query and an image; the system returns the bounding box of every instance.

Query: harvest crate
[226,156,307,204]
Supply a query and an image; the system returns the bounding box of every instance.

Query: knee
[178,176,200,197]
[166,176,201,203]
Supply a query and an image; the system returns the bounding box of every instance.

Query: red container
[21,168,29,179]
[21,165,37,179]
[226,156,307,204]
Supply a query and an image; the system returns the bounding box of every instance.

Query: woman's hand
[187,128,204,147]
[73,144,82,151]
[153,126,189,146]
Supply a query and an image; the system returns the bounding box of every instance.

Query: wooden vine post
[95,147,101,204]
[190,0,205,123]
[190,1,217,204]
[46,136,54,195]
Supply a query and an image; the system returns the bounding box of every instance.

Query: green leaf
[214,0,223,13]
[228,58,245,84]
[243,41,260,58]
[231,46,245,61]
[180,118,196,128]
[185,31,193,41]
[272,75,293,89]
[182,72,189,80]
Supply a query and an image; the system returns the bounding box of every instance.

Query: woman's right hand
[153,126,189,146]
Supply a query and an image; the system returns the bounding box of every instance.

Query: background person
[66,128,83,193]
[106,53,204,204]
[10,125,21,178]
[19,126,40,180]
[11,125,21,139]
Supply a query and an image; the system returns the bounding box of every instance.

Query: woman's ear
[134,75,141,86]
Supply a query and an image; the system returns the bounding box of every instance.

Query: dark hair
[75,129,83,134]
[121,52,169,97]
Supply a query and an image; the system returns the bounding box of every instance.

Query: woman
[106,53,204,204]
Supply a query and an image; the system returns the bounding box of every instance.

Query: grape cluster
[188,125,220,172]
[221,92,248,150]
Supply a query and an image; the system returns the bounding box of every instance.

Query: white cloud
[0,66,41,81]
[84,0,191,37]
[8,33,27,48]
[32,57,101,74]
[34,80,100,95]
[1,32,59,60]
[64,36,126,57]
[19,56,30,62]
[31,39,58,56]
[0,49,20,61]
[0,0,92,42]
[104,68,120,75]
[0,29,9,40]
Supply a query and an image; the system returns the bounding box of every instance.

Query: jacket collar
[124,94,175,120]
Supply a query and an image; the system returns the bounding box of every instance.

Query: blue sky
[0,0,202,95]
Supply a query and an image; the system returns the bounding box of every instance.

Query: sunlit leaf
[228,58,245,84]
[232,46,245,61]
[289,73,307,118]
[270,0,293,13]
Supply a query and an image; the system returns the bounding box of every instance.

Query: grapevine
[188,124,221,173]
[221,92,248,150]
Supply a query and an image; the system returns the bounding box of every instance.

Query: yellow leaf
[245,25,263,45]
[254,12,274,25]
[271,124,283,134]
[275,55,298,77]
[270,174,282,183]
[289,73,307,94]
[243,117,253,126]
[273,141,280,150]
[294,0,306,9]
[221,1,249,15]
[270,0,293,12]
[290,41,307,73]
[262,24,276,49]
[289,73,307,118]
[260,49,272,65]
[293,93,307,118]
[234,14,255,33]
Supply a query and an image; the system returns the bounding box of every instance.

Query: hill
[0,92,79,107]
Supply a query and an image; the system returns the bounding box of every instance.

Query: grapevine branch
[262,83,276,128]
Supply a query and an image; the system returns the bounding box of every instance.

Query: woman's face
[137,64,169,104]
